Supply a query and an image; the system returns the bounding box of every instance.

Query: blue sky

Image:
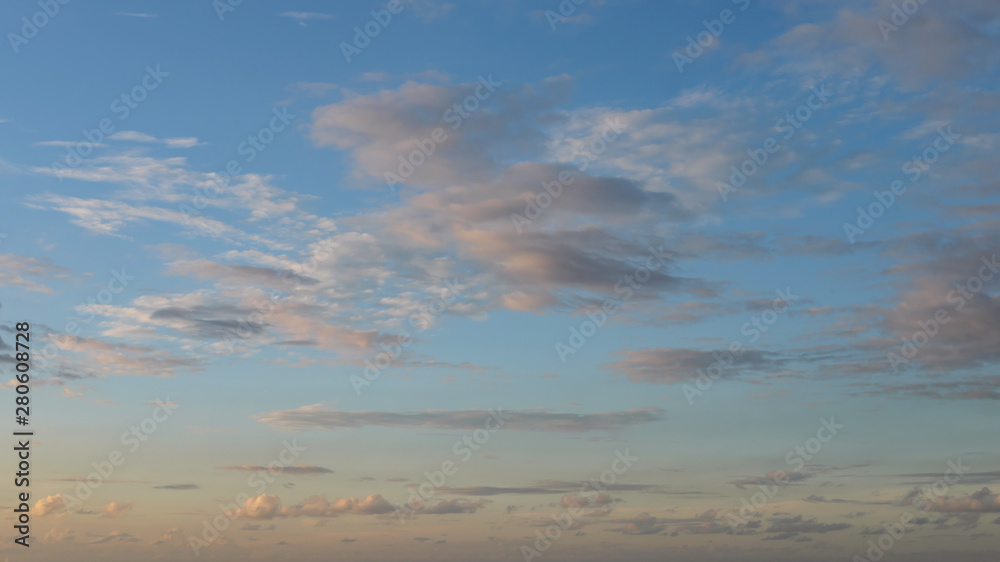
[1,0,999,560]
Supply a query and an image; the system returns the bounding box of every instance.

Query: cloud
[560,492,619,509]
[279,12,332,20]
[108,131,201,148]
[803,495,848,503]
[530,10,595,28]
[101,500,133,517]
[28,193,271,245]
[765,515,851,536]
[29,153,303,246]
[256,405,664,432]
[400,0,454,22]
[734,471,810,489]
[78,284,403,359]
[51,335,202,377]
[285,494,395,517]
[232,494,283,520]
[608,512,666,535]
[415,498,486,515]
[231,494,396,519]
[876,240,1000,376]
[51,478,149,484]
[605,347,785,385]
[35,140,106,147]
[114,12,158,17]
[897,470,1000,486]
[921,488,1000,513]
[216,465,333,475]
[35,494,68,517]
[738,1,1000,92]
[90,531,137,544]
[0,253,73,293]
[436,482,658,496]
[153,484,199,490]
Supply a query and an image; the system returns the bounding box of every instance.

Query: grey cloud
[608,512,666,535]
[605,347,785,384]
[216,465,334,475]
[256,405,664,433]
[765,515,851,535]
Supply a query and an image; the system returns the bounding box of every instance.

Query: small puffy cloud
[102,500,133,518]
[233,494,283,520]
[231,494,396,519]
[36,494,68,517]
[284,494,396,516]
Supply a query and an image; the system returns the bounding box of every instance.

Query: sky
[0,0,999,560]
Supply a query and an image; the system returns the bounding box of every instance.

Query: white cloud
[279,11,332,20]
[109,131,202,148]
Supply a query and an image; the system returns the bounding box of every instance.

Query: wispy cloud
[279,12,332,20]
[256,405,665,432]
[217,465,334,475]
[108,131,202,148]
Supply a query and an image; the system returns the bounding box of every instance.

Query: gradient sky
[1,1,999,561]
